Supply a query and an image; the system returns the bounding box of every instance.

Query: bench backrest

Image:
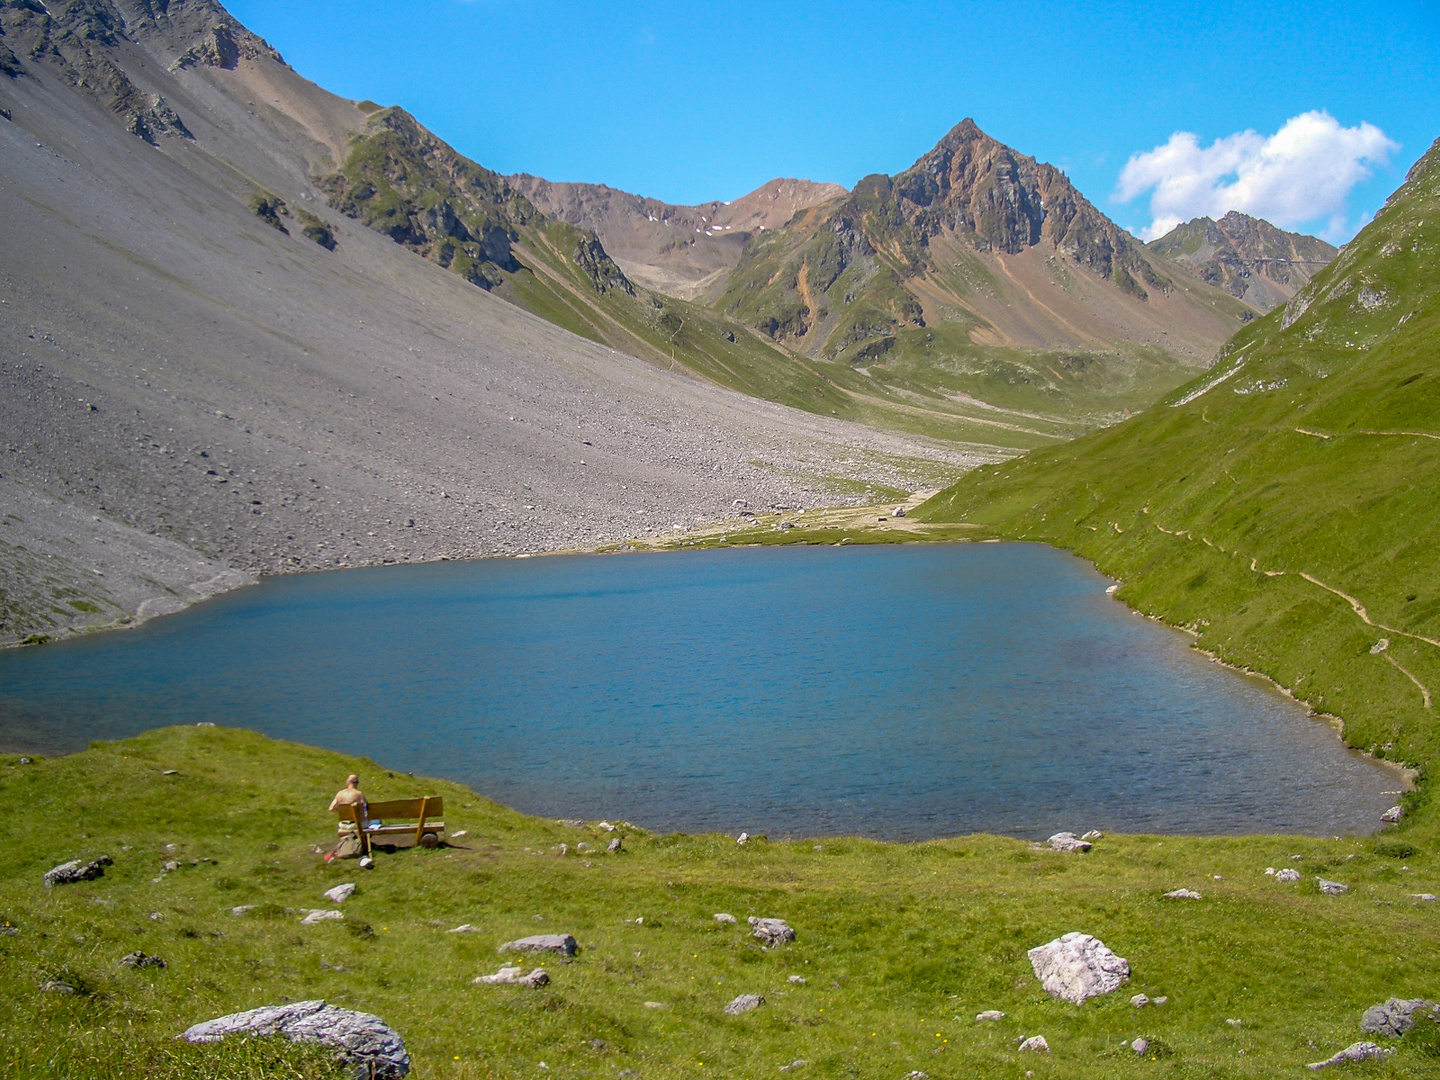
[364,796,443,821]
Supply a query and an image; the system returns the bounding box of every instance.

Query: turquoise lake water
[0,542,1397,839]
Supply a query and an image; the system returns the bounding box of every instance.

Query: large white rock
[180,1000,409,1078]
[1028,932,1130,1005]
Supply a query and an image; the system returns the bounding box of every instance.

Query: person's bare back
[329,773,365,814]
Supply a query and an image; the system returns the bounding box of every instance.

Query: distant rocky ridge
[509,175,848,300]
[1148,211,1338,313]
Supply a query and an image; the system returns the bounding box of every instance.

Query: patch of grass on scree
[2,727,1439,1078]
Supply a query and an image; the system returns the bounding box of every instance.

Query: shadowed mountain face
[919,135,1440,781]
[510,175,848,300]
[0,0,973,645]
[1148,211,1338,313]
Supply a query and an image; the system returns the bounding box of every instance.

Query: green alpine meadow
[3,0,1439,1077]
[3,726,1440,1080]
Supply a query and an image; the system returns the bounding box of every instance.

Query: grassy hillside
[3,727,1440,1079]
[917,137,1440,811]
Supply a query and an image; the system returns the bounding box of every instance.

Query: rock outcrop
[1306,1042,1391,1070]
[748,917,795,948]
[1360,998,1438,1038]
[43,856,112,888]
[473,965,549,988]
[180,1000,410,1078]
[498,934,578,958]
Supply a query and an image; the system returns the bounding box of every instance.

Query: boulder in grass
[976,1010,1005,1022]
[1017,1035,1049,1053]
[1163,889,1202,900]
[1306,1042,1391,1070]
[180,999,409,1078]
[473,965,549,988]
[1360,998,1438,1038]
[748,917,795,947]
[43,856,113,888]
[498,934,577,958]
[1046,832,1092,853]
[713,913,737,925]
[723,993,764,1016]
[1317,878,1350,895]
[323,883,355,904]
[1382,805,1403,824]
[118,951,167,969]
[1027,932,1129,1005]
[1275,868,1301,883]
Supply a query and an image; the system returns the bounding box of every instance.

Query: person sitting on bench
[329,773,368,833]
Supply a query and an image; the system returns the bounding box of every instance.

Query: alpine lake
[0,542,1398,840]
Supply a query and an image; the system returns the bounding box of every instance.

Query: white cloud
[1116,111,1397,241]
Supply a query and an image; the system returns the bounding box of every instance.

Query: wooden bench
[337,796,445,855]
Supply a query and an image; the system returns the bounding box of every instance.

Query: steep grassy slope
[3,727,1440,1079]
[1149,212,1338,313]
[918,138,1440,805]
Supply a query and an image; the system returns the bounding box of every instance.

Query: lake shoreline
[1,541,1404,841]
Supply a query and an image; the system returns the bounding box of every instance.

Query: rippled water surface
[0,543,1397,839]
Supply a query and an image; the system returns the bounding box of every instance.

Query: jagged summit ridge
[887,117,1164,287]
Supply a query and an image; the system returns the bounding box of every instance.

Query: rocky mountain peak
[879,119,1158,291]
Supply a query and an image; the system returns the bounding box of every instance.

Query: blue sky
[227,0,1440,242]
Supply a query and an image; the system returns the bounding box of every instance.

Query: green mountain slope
[917,137,1440,803]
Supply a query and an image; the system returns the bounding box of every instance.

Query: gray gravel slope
[0,46,990,645]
